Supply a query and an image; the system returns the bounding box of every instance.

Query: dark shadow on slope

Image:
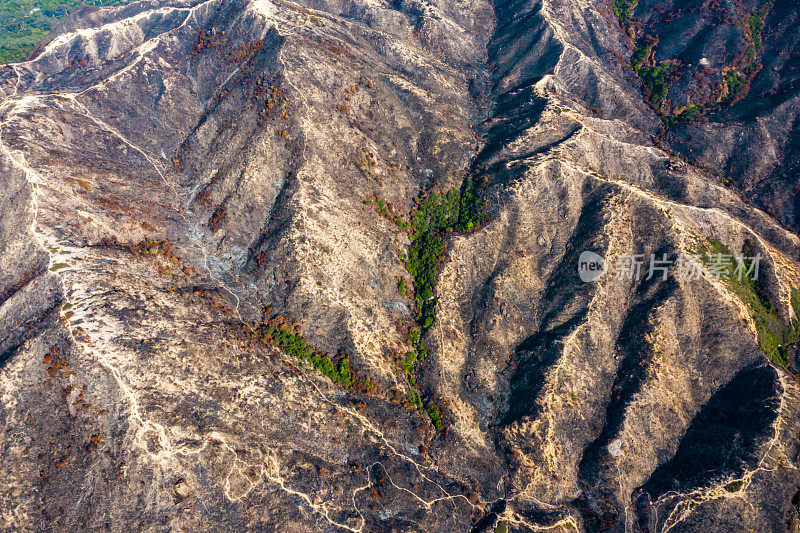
[634,363,781,529]
[498,186,613,426]
[578,268,678,486]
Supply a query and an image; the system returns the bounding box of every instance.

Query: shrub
[724,480,744,493]
[694,237,799,369]
[637,60,678,109]
[721,69,748,105]
[397,278,408,295]
[422,400,442,430]
[665,104,704,126]
[259,325,353,388]
[613,0,637,29]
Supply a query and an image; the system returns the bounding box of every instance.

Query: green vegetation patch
[744,1,774,73]
[630,38,679,112]
[0,0,132,64]
[637,59,679,110]
[613,0,638,30]
[258,325,354,388]
[405,177,485,333]
[397,176,486,430]
[49,262,69,271]
[665,104,704,126]
[405,388,442,431]
[721,69,748,105]
[724,480,745,493]
[694,237,800,369]
[494,521,509,533]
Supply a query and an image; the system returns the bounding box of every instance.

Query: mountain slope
[0,0,799,531]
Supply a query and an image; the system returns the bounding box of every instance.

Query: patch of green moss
[49,262,69,271]
[494,521,509,533]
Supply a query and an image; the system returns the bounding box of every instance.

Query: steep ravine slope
[0,0,799,531]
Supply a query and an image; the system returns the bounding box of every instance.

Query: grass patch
[694,237,800,369]
[49,262,69,271]
[397,277,408,296]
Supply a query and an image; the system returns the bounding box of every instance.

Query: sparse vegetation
[373,197,409,230]
[49,262,69,271]
[694,237,800,369]
[724,480,745,492]
[362,148,376,169]
[495,521,509,533]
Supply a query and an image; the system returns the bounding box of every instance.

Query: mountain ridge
[1,0,800,530]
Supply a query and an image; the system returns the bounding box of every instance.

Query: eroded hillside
[0,0,799,531]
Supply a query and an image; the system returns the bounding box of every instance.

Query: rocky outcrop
[1,0,799,531]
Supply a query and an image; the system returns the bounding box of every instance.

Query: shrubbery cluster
[695,237,800,369]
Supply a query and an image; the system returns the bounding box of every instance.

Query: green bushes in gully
[695,238,800,370]
[396,177,486,428]
[258,177,485,428]
[257,318,373,392]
